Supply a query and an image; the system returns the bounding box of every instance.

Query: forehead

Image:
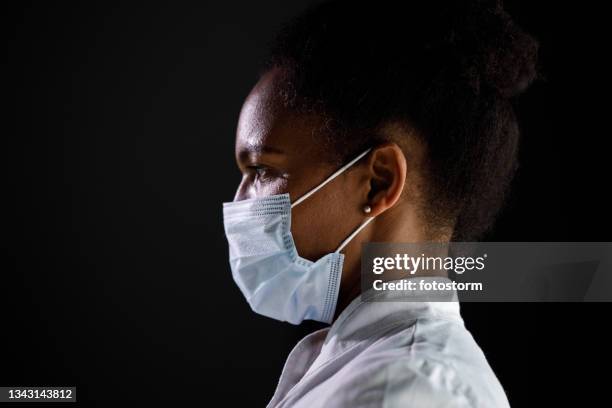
[235,69,327,160]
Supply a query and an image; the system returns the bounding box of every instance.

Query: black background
[3,1,611,407]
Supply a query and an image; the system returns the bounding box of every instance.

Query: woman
[223,0,539,406]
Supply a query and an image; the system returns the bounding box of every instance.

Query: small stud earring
[363,205,372,214]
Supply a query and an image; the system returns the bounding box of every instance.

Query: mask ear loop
[335,216,375,253]
[291,148,372,209]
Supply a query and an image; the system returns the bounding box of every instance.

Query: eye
[249,165,273,180]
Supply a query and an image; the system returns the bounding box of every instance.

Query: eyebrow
[249,145,284,154]
[237,144,285,162]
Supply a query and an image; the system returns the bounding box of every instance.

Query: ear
[364,142,407,216]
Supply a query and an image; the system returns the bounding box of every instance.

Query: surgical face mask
[222,148,375,324]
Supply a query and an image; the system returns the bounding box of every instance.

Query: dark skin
[233,68,451,321]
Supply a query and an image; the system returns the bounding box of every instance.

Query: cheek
[234,176,289,201]
[290,188,359,261]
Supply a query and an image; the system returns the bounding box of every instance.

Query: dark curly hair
[258,0,541,241]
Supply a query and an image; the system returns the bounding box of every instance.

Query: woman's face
[233,69,370,262]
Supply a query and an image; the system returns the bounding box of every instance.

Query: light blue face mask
[222,148,375,325]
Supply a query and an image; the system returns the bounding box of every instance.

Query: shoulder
[348,318,511,408]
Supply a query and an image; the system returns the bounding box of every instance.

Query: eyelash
[248,165,272,179]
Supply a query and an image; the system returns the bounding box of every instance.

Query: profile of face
[232,68,417,310]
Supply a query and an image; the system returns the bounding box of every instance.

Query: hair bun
[453,0,540,98]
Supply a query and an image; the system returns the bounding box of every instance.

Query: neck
[332,205,451,322]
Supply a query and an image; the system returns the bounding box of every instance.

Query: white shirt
[266,277,511,408]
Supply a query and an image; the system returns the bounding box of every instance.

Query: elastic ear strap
[335,216,375,253]
[291,148,372,208]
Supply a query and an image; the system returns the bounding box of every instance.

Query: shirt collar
[306,276,463,372]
